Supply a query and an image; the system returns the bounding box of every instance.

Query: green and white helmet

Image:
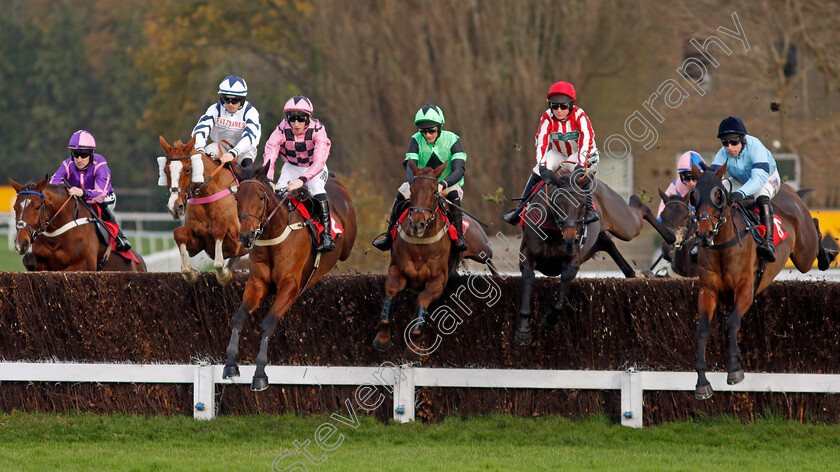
[414,104,446,127]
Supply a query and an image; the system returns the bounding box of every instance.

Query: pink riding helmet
[68,130,96,150]
[283,95,313,116]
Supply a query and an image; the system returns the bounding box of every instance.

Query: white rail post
[193,361,215,420]
[620,367,643,428]
[393,364,415,423]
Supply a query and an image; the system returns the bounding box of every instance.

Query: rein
[399,175,449,244]
[15,190,80,240]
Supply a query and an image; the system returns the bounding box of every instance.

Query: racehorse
[514,168,676,345]
[159,135,247,284]
[691,162,836,400]
[373,161,498,358]
[10,176,146,272]
[657,189,698,277]
[222,163,356,391]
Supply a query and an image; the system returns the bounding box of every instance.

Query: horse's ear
[714,161,727,179]
[688,189,697,207]
[9,178,22,193]
[658,187,668,202]
[186,135,197,152]
[432,162,447,180]
[230,162,245,182]
[691,161,702,178]
[34,175,48,192]
[256,161,271,180]
[407,159,420,176]
[159,135,171,154]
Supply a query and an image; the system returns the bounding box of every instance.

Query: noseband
[407,175,441,234]
[237,182,286,240]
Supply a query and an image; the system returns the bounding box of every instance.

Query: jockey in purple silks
[263,95,335,253]
[50,130,132,251]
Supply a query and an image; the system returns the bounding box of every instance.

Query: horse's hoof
[727,369,745,385]
[250,376,269,392]
[182,270,199,284]
[638,269,656,279]
[216,269,233,285]
[514,326,532,346]
[695,383,714,400]
[222,365,240,379]
[373,334,392,351]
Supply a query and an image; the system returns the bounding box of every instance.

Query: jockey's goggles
[721,139,742,147]
[71,150,93,159]
[418,126,439,135]
[679,172,696,183]
[549,102,571,110]
[219,95,243,104]
[286,114,308,123]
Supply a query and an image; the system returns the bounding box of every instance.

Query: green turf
[0,412,838,471]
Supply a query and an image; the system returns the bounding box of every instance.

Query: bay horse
[514,168,676,345]
[691,162,836,400]
[159,135,247,285]
[222,163,356,391]
[373,161,497,358]
[657,189,699,277]
[9,176,146,272]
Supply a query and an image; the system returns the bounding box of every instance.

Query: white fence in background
[2,362,840,427]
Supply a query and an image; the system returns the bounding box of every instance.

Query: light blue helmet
[218,75,248,97]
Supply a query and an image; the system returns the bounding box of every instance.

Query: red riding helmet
[546,81,576,104]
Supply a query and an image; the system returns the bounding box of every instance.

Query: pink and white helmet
[283,95,313,116]
[68,130,96,150]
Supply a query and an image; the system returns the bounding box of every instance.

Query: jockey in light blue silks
[191,75,262,166]
[50,130,132,251]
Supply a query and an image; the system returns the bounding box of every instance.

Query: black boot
[314,195,335,253]
[100,205,131,252]
[503,173,541,225]
[756,195,776,262]
[583,190,599,224]
[372,195,406,251]
[449,194,468,252]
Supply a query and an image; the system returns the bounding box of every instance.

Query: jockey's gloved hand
[729,191,746,203]
[539,166,554,183]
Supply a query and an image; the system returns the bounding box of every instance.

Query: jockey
[50,130,132,252]
[656,151,706,218]
[710,116,780,262]
[372,104,468,252]
[504,81,599,225]
[263,95,335,253]
[191,75,262,166]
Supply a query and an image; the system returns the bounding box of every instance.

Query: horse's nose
[239,232,255,249]
[14,239,28,255]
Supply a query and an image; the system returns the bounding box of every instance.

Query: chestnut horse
[373,161,497,358]
[657,189,699,277]
[10,177,146,272]
[691,162,836,400]
[159,135,247,284]
[514,169,676,345]
[222,163,356,391]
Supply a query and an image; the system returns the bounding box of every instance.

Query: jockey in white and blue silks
[710,116,780,262]
[191,75,262,166]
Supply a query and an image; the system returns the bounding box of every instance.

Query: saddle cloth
[292,199,344,243]
[753,211,788,246]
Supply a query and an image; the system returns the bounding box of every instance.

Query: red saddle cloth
[292,199,344,243]
[753,211,788,245]
[391,208,470,241]
[91,206,140,264]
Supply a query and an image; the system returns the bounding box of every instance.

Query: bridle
[236,181,288,241]
[15,190,76,241]
[695,185,731,245]
[663,198,696,249]
[406,175,441,236]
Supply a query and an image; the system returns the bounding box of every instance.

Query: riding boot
[372,195,406,251]
[503,173,541,226]
[449,194,468,252]
[100,205,132,252]
[756,195,776,262]
[314,195,335,253]
[583,190,599,224]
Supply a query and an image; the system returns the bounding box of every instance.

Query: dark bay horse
[657,189,698,277]
[691,162,836,400]
[373,161,497,358]
[159,135,247,284]
[10,177,146,272]
[223,163,356,391]
[514,169,676,345]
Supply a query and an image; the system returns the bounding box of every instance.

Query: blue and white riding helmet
[218,75,248,97]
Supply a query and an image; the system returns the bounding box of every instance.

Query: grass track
[1,412,839,471]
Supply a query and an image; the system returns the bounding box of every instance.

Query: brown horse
[514,169,676,345]
[159,135,247,284]
[657,189,699,277]
[373,161,497,358]
[222,163,356,391]
[10,177,146,272]
[691,162,836,400]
